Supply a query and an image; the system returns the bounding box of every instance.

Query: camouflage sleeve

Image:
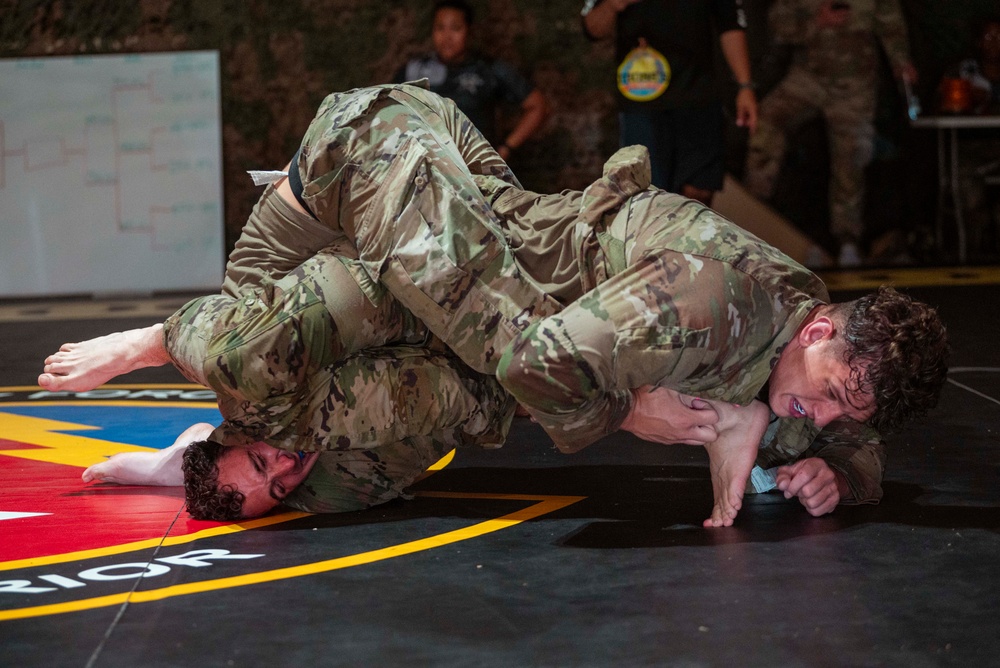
[752,416,885,504]
[767,0,816,46]
[496,311,635,454]
[496,248,781,454]
[802,419,885,504]
[872,0,912,69]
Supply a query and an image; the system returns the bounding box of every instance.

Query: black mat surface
[1,283,998,667]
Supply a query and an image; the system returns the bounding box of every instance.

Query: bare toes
[45,362,70,375]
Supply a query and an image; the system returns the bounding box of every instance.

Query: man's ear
[799,315,835,347]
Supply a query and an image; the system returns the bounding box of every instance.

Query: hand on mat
[775,458,845,517]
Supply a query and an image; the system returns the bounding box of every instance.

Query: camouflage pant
[220,83,562,376]
[295,83,563,373]
[165,246,513,453]
[743,68,877,242]
[162,83,538,511]
[164,244,515,512]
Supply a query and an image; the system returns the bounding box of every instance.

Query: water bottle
[903,77,922,120]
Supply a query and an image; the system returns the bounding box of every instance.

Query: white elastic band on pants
[247,170,288,186]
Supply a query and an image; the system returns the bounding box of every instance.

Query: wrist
[736,81,756,91]
[833,470,851,500]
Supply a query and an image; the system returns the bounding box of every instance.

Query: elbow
[495,335,531,401]
[522,90,551,128]
[538,94,552,124]
[581,14,611,41]
[496,327,557,408]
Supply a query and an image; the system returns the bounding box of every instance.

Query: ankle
[135,324,170,369]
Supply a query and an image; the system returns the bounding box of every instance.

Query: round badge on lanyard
[617,44,671,102]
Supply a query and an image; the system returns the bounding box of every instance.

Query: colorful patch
[617,45,671,102]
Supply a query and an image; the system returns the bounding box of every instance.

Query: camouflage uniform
[168,83,883,508]
[479,147,884,502]
[162,83,525,511]
[163,247,515,512]
[743,0,913,243]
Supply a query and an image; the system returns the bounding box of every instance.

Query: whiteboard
[0,51,224,297]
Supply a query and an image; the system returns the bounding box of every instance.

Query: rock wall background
[1,0,997,257]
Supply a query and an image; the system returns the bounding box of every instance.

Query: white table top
[910,115,1000,129]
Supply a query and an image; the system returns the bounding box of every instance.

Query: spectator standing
[394,0,549,162]
[743,0,917,267]
[582,0,758,205]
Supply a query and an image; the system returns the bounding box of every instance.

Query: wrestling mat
[2,278,999,666]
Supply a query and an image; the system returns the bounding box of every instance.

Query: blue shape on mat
[0,405,223,450]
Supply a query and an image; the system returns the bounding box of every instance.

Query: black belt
[288,148,317,218]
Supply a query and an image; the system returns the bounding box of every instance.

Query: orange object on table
[939,77,972,114]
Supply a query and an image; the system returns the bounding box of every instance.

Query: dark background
[2,0,998,261]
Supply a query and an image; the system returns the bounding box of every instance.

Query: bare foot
[83,451,184,486]
[83,422,214,486]
[38,324,170,392]
[702,399,770,528]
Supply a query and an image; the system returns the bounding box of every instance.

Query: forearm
[496,319,633,453]
[496,244,759,452]
[751,414,885,504]
[874,0,912,72]
[802,422,885,504]
[503,90,549,152]
[809,442,884,504]
[719,29,753,85]
[582,0,619,40]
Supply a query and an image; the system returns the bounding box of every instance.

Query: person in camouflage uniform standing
[743,0,917,267]
[42,83,948,526]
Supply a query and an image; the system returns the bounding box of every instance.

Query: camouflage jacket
[768,0,912,82]
[485,146,884,501]
[192,81,884,504]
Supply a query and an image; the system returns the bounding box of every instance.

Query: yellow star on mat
[0,412,152,468]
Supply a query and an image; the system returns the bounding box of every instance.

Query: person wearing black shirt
[395,0,549,162]
[582,0,757,205]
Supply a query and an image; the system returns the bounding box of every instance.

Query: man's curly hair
[182,440,246,521]
[831,286,949,432]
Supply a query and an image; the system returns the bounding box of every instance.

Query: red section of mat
[0,439,44,450]
[0,454,221,563]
